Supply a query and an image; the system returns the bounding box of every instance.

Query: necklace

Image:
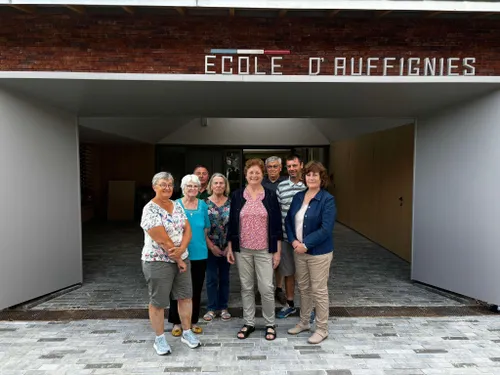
[182,198,197,216]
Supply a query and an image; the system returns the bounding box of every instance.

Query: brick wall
[0,12,499,75]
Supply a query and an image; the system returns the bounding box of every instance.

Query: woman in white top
[140,172,201,355]
[284,161,336,345]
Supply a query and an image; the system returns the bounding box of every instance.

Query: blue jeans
[206,251,230,311]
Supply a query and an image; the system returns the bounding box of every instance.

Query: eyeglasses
[158,183,173,189]
[186,184,199,189]
[196,172,209,176]
[267,165,280,169]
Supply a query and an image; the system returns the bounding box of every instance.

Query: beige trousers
[235,248,275,327]
[295,251,333,336]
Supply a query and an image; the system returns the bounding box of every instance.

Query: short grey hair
[265,156,282,165]
[180,174,201,192]
[152,172,173,186]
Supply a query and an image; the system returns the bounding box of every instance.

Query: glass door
[224,149,243,193]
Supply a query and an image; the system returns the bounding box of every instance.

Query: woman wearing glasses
[168,174,210,338]
[140,172,201,355]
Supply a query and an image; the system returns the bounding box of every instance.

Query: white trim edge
[7,0,500,13]
[2,71,500,84]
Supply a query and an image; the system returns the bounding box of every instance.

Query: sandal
[171,324,182,337]
[237,324,255,340]
[265,325,277,341]
[220,310,231,321]
[192,325,203,334]
[203,311,216,321]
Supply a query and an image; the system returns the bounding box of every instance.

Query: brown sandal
[192,325,203,334]
[171,325,182,337]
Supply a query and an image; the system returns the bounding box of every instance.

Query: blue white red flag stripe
[210,49,290,55]
[264,50,291,55]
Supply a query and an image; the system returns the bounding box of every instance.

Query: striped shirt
[276,178,307,240]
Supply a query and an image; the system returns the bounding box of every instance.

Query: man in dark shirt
[262,156,286,192]
[261,156,287,304]
[194,165,210,200]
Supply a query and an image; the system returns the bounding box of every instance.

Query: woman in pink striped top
[226,158,282,341]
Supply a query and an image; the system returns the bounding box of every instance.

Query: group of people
[140,156,337,355]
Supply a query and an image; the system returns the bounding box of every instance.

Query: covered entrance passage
[1,73,500,313]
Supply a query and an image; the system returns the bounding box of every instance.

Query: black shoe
[275,289,287,305]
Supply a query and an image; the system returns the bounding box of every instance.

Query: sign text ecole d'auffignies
[204,49,476,76]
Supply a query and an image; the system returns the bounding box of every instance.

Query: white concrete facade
[1,72,500,308]
[413,90,500,306]
[0,88,82,310]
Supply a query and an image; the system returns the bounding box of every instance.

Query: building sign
[205,49,476,76]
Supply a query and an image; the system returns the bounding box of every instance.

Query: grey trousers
[235,248,275,327]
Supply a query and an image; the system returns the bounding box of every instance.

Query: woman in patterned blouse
[204,173,232,322]
[140,172,201,355]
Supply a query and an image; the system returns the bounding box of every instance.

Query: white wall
[0,89,82,310]
[413,90,500,305]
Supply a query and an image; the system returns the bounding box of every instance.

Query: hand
[177,259,187,273]
[168,246,185,260]
[166,247,177,260]
[294,244,307,254]
[292,240,301,249]
[210,245,224,257]
[272,252,281,269]
[222,246,229,257]
[227,250,235,265]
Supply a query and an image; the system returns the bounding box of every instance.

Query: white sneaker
[153,335,172,355]
[181,329,201,349]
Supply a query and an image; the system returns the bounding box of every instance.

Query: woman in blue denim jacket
[285,161,336,344]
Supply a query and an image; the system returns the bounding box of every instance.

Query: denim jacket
[227,187,283,253]
[285,189,336,256]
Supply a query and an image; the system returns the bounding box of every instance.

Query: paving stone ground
[4,221,492,374]
[27,222,470,311]
[1,316,500,375]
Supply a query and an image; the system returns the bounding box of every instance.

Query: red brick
[0,13,498,75]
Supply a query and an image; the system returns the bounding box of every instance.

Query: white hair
[180,174,201,191]
[152,172,173,186]
[265,156,282,165]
